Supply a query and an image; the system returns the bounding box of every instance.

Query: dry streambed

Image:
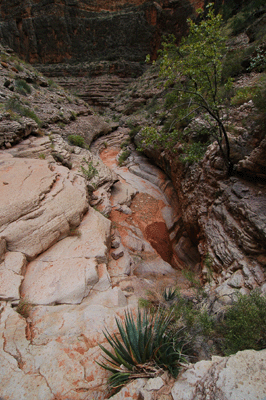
[0,130,191,400]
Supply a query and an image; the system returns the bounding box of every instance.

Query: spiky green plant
[97,308,187,391]
[163,287,179,302]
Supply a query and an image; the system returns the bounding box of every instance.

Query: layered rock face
[0,0,204,108]
[0,0,200,65]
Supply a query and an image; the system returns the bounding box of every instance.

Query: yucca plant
[163,287,179,302]
[97,308,188,391]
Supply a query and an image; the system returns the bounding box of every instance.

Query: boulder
[171,349,266,400]
[21,207,111,305]
[0,153,88,259]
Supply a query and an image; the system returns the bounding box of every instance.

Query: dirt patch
[100,147,119,168]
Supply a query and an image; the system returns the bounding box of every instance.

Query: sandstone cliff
[0,0,202,65]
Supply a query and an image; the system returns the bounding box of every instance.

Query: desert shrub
[67,134,85,148]
[221,47,254,81]
[70,110,77,120]
[249,45,266,72]
[253,76,266,119]
[219,291,266,355]
[80,158,98,180]
[180,142,208,164]
[118,149,130,166]
[47,78,58,89]
[231,86,258,106]
[98,308,188,392]
[120,138,131,149]
[15,79,32,95]
[14,63,24,72]
[5,96,42,126]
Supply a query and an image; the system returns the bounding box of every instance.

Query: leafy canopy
[160,5,227,105]
[141,4,233,171]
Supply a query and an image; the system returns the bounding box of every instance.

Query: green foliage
[220,291,266,355]
[47,78,58,89]
[68,134,85,148]
[15,79,32,95]
[224,0,266,34]
[180,142,207,164]
[70,110,77,121]
[5,96,42,126]
[98,308,188,391]
[120,138,131,149]
[139,283,266,363]
[231,86,258,106]
[221,46,255,82]
[182,269,206,299]
[253,75,266,121]
[249,45,266,72]
[80,158,99,180]
[163,287,179,302]
[118,149,130,166]
[142,5,233,171]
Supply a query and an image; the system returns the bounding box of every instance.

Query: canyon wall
[0,0,203,65]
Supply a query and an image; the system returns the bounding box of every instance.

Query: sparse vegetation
[118,149,130,166]
[16,297,32,318]
[47,78,58,89]
[138,284,266,363]
[69,227,82,237]
[68,134,85,148]
[15,79,32,95]
[5,96,42,126]
[80,158,99,180]
[70,110,77,120]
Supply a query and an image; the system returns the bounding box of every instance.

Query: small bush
[14,63,24,72]
[70,110,77,121]
[220,290,266,355]
[249,45,266,72]
[129,126,141,138]
[5,96,42,126]
[80,158,98,180]
[231,86,258,106]
[120,138,131,149]
[253,78,266,127]
[221,46,255,82]
[180,142,207,164]
[47,78,58,89]
[68,134,85,148]
[118,149,130,166]
[15,79,32,95]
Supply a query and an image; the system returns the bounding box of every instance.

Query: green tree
[142,5,233,174]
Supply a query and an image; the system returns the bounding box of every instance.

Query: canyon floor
[0,42,266,399]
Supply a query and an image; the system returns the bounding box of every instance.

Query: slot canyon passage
[0,1,266,399]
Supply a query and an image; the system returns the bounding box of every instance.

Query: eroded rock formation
[0,0,202,64]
